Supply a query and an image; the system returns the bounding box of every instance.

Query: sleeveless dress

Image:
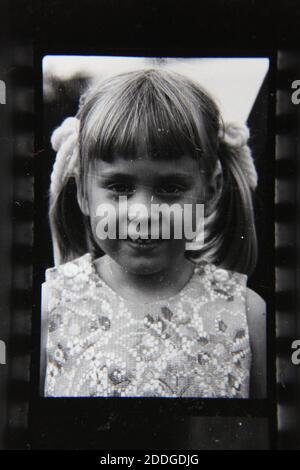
[43,253,251,398]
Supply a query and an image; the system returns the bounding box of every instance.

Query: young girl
[41,68,266,398]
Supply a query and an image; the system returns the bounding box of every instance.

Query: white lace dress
[42,253,251,398]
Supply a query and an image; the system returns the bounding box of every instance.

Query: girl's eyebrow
[156,173,194,181]
[88,171,134,179]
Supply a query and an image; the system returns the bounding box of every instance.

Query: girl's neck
[93,255,195,303]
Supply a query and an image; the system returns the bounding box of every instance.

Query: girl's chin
[114,252,169,275]
[97,239,185,274]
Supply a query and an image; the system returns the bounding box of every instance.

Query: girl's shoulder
[245,287,266,352]
[197,262,266,331]
[245,287,266,321]
[42,252,96,324]
[41,252,94,320]
[45,252,93,285]
[245,287,266,398]
[192,262,248,302]
[194,263,266,398]
[194,261,247,282]
[193,261,266,333]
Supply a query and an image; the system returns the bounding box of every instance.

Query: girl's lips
[126,237,163,251]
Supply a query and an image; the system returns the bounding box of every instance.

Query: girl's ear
[75,176,90,216]
[205,160,223,216]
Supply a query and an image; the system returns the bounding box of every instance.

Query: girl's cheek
[117,198,130,238]
[166,200,204,242]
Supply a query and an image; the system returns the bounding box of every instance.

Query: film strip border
[276,51,300,449]
[0,1,12,449]
[1,13,34,447]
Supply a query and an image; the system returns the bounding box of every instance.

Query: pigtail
[200,123,258,276]
[49,116,101,265]
[49,178,89,265]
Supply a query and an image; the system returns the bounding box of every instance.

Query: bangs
[79,69,220,167]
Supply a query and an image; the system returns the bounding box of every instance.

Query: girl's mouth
[127,236,162,250]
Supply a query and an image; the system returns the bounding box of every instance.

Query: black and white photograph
[39,56,269,399]
[1,0,300,453]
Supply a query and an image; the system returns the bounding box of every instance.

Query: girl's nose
[126,189,155,239]
[130,187,154,208]
[127,189,153,220]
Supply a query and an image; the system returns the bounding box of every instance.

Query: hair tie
[218,121,258,190]
[50,117,80,197]
[218,122,249,148]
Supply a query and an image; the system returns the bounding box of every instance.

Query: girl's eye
[107,183,135,195]
[156,184,185,196]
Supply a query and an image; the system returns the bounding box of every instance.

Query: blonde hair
[49,68,258,275]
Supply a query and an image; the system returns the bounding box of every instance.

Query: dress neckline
[87,253,203,305]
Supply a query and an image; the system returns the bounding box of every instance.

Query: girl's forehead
[90,154,201,178]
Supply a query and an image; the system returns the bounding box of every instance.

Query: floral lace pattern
[43,253,251,398]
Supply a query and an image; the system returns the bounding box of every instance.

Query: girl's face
[83,150,207,276]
